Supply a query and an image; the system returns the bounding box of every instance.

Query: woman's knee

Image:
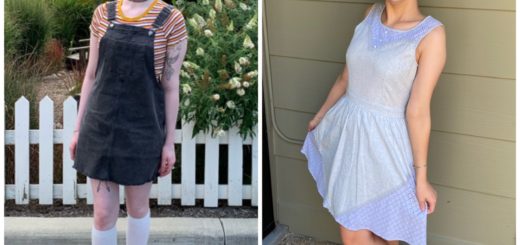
[124,182,152,218]
[126,204,150,218]
[340,227,373,245]
[93,207,118,230]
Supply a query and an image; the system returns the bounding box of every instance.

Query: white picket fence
[5,96,258,207]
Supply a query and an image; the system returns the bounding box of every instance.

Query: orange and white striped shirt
[89,0,188,81]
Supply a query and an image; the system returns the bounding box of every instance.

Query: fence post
[181,120,196,206]
[158,138,173,205]
[252,126,258,206]
[15,96,30,204]
[62,97,77,204]
[39,96,54,205]
[228,127,243,206]
[86,177,93,204]
[204,132,220,207]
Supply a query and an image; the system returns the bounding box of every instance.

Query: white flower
[217,107,226,113]
[209,9,216,19]
[184,99,190,106]
[193,14,207,28]
[181,84,192,94]
[234,62,242,73]
[216,128,226,137]
[202,0,209,5]
[180,70,190,79]
[215,0,223,12]
[188,18,200,31]
[242,81,250,88]
[239,57,250,66]
[213,127,226,137]
[246,70,258,78]
[228,77,241,88]
[204,29,214,37]
[243,35,255,49]
[196,47,205,56]
[212,94,220,101]
[227,21,234,31]
[245,14,257,30]
[226,100,236,109]
[224,0,235,8]
[183,61,200,70]
[239,3,249,11]
[236,88,245,96]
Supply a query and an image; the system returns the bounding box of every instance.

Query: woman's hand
[416,180,437,214]
[158,144,176,177]
[69,131,79,160]
[307,116,323,132]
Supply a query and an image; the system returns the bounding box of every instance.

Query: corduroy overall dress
[73,1,173,188]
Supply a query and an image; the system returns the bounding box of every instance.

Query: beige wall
[263,0,515,244]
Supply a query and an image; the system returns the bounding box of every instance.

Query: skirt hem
[301,130,427,245]
[72,162,159,186]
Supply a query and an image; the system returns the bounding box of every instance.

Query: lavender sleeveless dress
[300,3,443,245]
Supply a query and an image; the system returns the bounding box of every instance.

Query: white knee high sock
[92,223,117,245]
[126,208,151,245]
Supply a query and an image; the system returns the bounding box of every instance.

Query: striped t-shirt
[89,0,188,82]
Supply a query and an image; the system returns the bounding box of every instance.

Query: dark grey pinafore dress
[73,1,174,188]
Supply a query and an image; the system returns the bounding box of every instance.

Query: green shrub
[5,0,54,129]
[5,0,51,58]
[4,57,40,130]
[176,0,258,139]
[48,0,100,50]
[5,13,22,59]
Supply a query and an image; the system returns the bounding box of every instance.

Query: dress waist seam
[344,92,405,118]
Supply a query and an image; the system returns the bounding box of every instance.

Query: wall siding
[264,0,515,244]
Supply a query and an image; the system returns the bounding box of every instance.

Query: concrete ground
[263,224,339,245]
[5,217,258,245]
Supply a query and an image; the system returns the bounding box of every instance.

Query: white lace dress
[301,3,443,245]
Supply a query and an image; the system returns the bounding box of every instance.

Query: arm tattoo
[164,44,182,81]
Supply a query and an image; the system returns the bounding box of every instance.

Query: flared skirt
[300,93,427,245]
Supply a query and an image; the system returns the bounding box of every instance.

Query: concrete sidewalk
[5,217,258,245]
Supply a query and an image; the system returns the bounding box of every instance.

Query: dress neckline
[117,0,158,22]
[378,4,430,33]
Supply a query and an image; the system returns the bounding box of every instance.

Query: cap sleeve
[165,8,188,47]
[89,3,105,40]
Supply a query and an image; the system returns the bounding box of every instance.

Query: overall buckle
[148,28,157,36]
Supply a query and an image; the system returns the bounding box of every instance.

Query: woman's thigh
[339,225,396,245]
[90,178,120,229]
[124,181,153,218]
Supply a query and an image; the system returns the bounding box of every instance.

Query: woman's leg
[124,181,153,245]
[339,225,394,245]
[91,177,120,245]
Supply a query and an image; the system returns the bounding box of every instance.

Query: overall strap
[152,5,173,29]
[107,1,117,22]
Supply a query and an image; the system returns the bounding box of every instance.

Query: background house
[263,0,515,244]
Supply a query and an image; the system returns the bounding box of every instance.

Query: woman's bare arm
[74,33,100,132]
[161,38,188,147]
[406,25,446,213]
[157,38,187,176]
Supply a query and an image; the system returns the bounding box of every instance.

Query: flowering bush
[175,0,257,139]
